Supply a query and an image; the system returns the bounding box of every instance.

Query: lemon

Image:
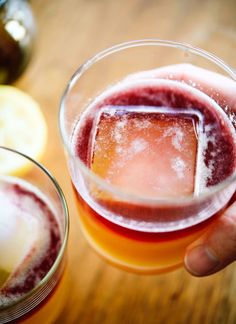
[0,86,47,175]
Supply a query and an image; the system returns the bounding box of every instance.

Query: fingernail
[184,245,220,276]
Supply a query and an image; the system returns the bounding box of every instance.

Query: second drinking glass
[0,146,69,323]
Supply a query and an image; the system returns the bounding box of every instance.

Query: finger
[125,63,236,110]
[184,202,236,276]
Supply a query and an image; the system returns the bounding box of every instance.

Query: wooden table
[16,0,236,323]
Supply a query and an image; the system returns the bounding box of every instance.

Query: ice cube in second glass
[0,180,38,288]
[91,106,199,198]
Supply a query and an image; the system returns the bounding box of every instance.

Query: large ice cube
[91,106,199,198]
[0,181,38,288]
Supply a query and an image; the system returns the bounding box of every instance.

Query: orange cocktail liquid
[71,79,236,273]
[73,187,220,274]
[20,265,69,323]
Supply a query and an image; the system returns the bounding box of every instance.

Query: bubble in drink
[0,176,62,307]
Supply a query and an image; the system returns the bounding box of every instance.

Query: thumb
[184,202,236,276]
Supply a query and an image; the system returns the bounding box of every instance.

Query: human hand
[128,63,236,276]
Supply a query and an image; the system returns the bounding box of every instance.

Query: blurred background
[3,0,236,323]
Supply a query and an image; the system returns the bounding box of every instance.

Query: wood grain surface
[16,0,236,323]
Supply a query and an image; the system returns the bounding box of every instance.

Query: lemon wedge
[0,86,47,175]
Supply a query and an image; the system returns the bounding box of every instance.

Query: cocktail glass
[59,39,236,274]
